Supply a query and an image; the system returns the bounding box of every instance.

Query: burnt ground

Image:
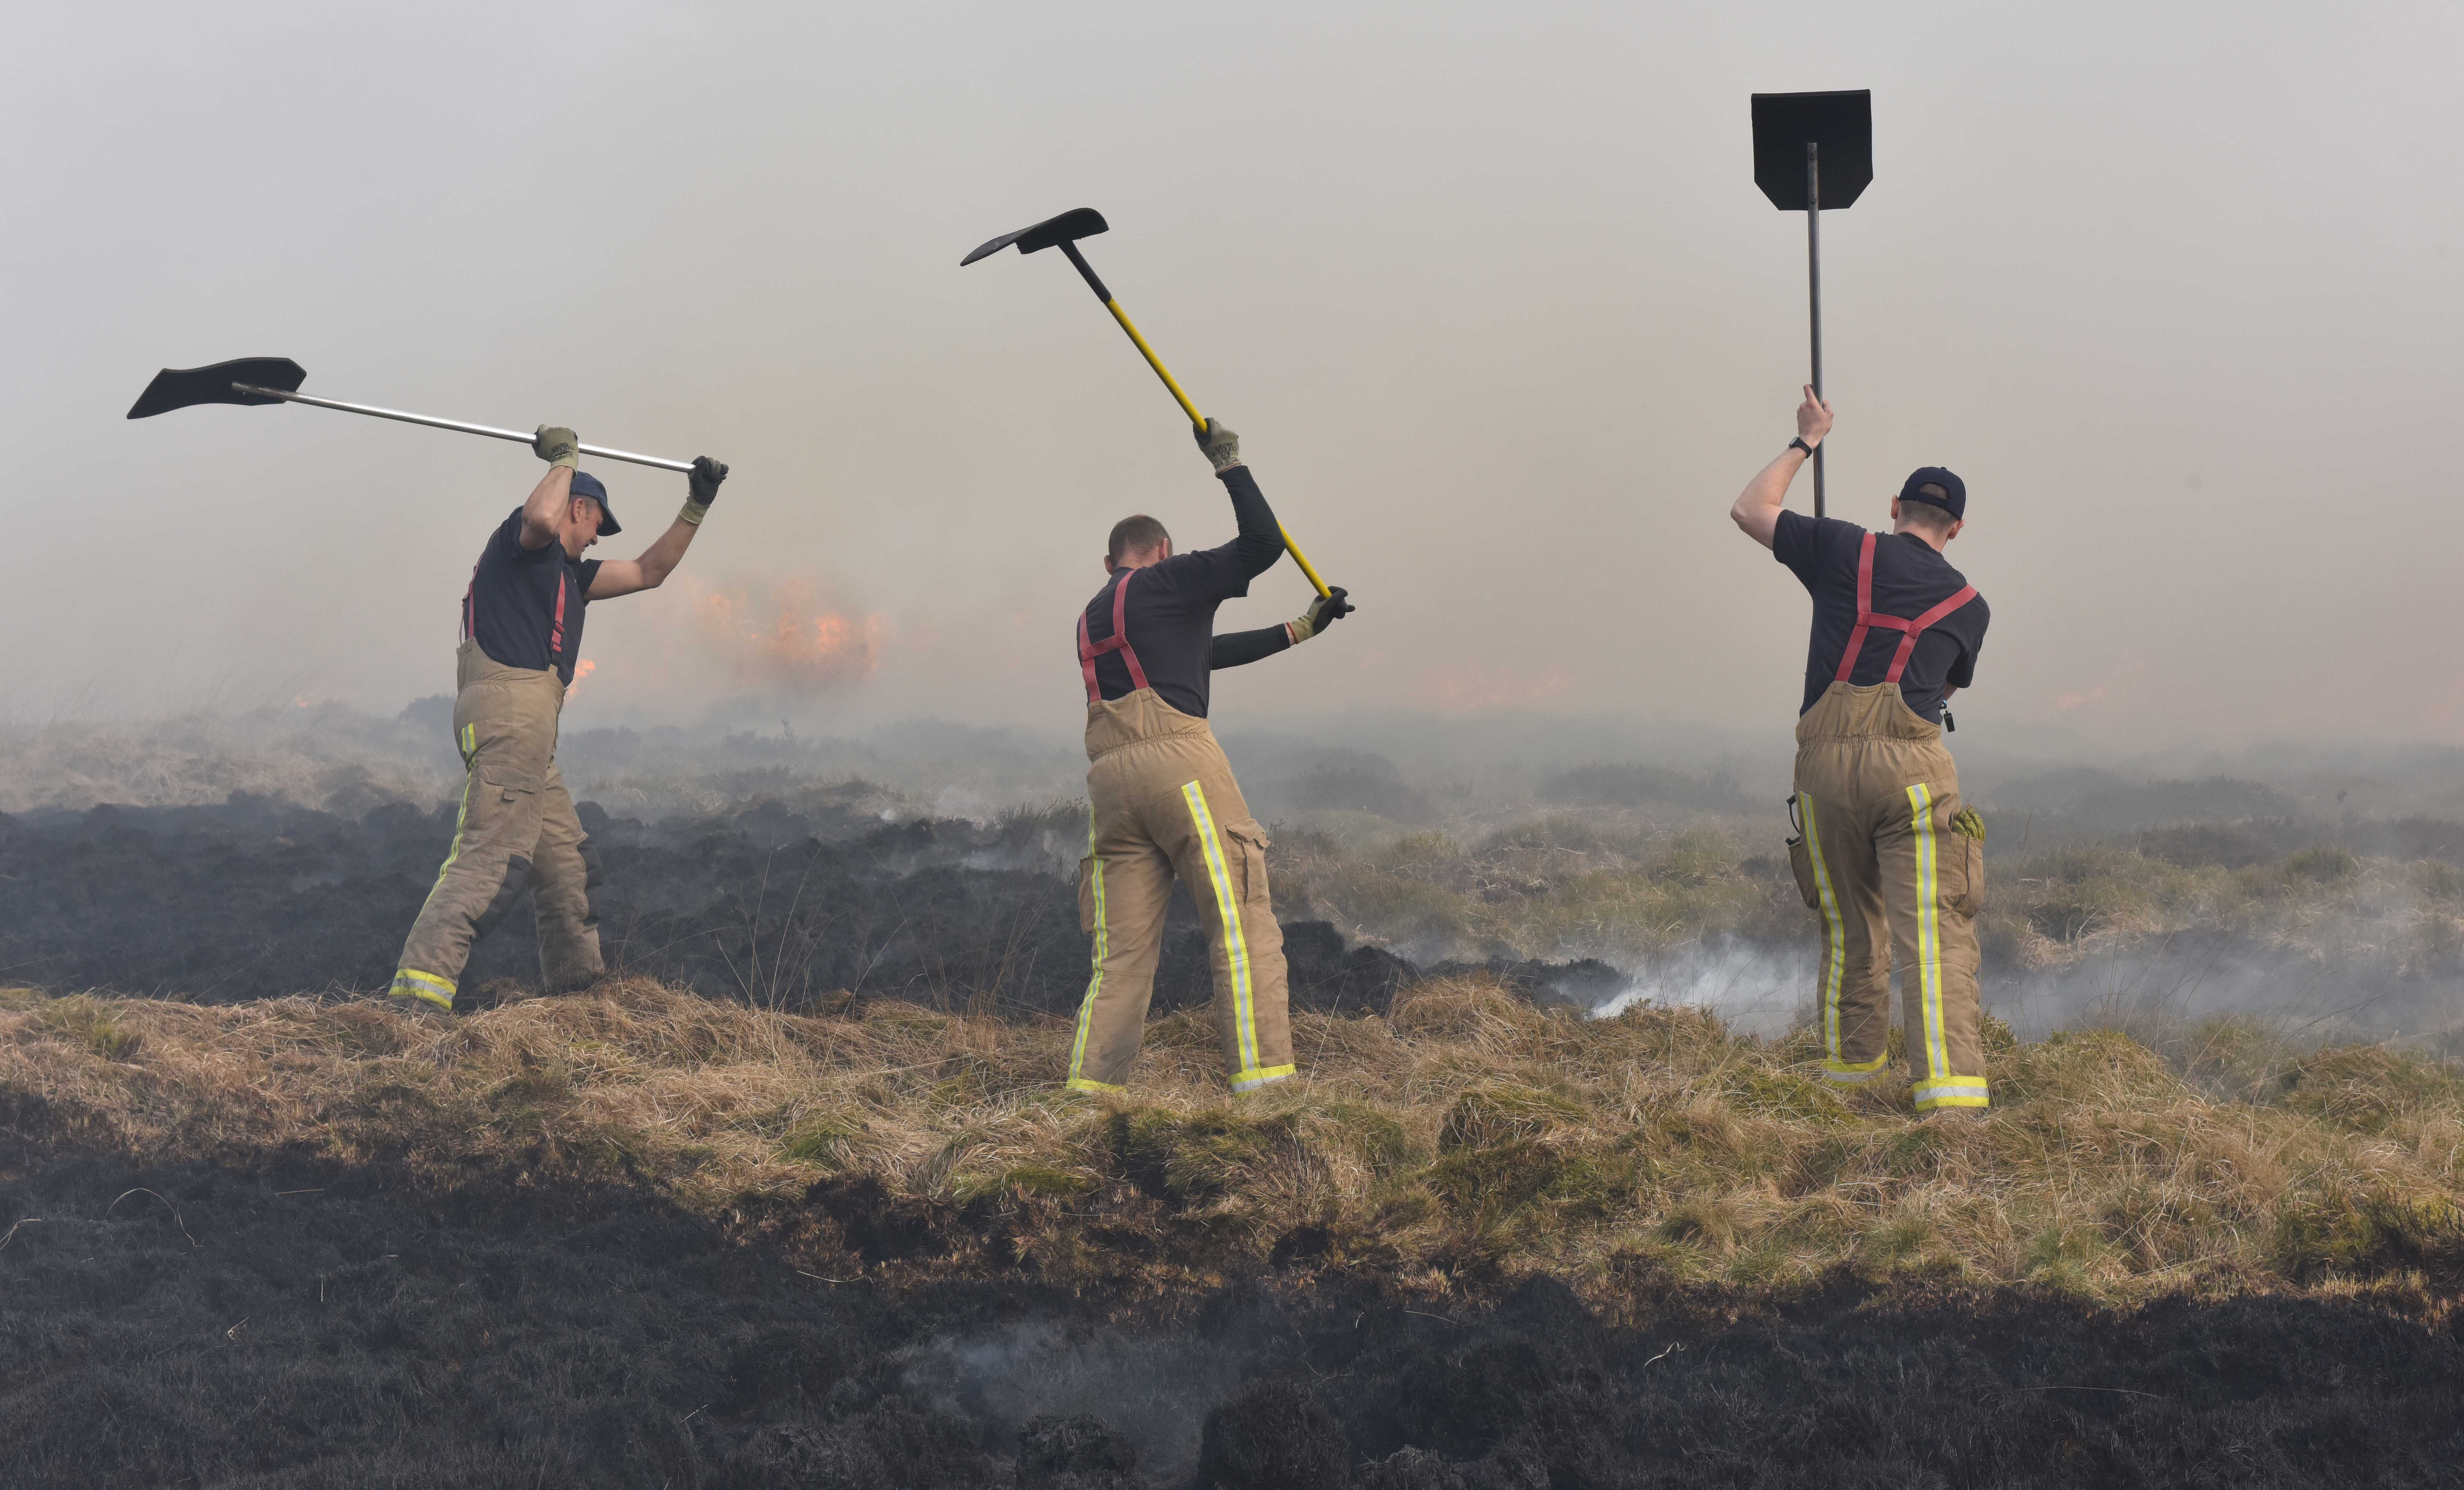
[0,794,1615,1017]
[10,796,2464,1483]
[1,1149,2458,1489]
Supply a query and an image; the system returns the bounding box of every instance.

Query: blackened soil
[0,796,1608,1018]
[2,1155,2458,1488]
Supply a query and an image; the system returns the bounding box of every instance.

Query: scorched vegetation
[6,975,2461,1306]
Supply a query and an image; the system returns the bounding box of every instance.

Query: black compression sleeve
[1219,465,1284,579]
[1210,624,1292,670]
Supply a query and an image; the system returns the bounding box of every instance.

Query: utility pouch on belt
[1785,794,1821,911]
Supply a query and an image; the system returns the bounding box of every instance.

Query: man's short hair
[1899,485,1958,532]
[1108,514,1171,563]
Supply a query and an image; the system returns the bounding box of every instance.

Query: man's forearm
[633,517,700,587]
[1211,625,1293,670]
[1734,389,1833,549]
[1729,446,1808,548]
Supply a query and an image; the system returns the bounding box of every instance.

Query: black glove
[680,456,728,525]
[1289,586,1353,642]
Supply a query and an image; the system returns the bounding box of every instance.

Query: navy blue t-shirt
[1773,512,1987,724]
[1080,466,1282,718]
[461,507,603,686]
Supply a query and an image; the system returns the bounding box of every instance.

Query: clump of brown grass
[3,977,2460,1306]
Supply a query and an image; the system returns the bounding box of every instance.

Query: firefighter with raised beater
[1732,389,1993,1118]
[1066,419,1351,1094]
[389,428,727,1012]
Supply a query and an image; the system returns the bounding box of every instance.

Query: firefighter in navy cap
[389,428,727,1012]
[1732,389,1993,1118]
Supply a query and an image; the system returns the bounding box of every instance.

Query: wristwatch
[1789,437,1818,457]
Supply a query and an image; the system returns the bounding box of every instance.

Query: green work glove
[1194,417,1242,475]
[1288,586,1353,644]
[680,456,728,525]
[1951,807,1985,842]
[532,425,580,470]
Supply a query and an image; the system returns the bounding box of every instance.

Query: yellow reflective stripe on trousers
[1800,792,1848,1061]
[459,722,477,761]
[1913,1075,1989,1110]
[409,766,480,924]
[1181,780,1260,1076]
[1908,783,1951,1084]
[1068,816,1107,1087]
[389,967,455,1009]
[1820,1053,1892,1082]
[1231,1064,1295,1093]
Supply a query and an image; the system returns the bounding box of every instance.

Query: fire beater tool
[1751,89,1872,519]
[125,357,695,473]
[961,208,1333,599]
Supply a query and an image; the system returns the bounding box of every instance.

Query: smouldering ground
[6,977,2461,1307]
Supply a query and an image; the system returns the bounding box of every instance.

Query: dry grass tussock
[5,977,2463,1309]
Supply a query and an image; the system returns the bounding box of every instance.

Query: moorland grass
[4,976,2460,1311]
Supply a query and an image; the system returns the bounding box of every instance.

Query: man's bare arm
[520,426,581,550]
[588,517,700,599]
[1729,387,1833,550]
[588,456,728,601]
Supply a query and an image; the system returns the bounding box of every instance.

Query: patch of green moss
[1723,1065,1849,1124]
[37,995,140,1062]
[1424,1139,1560,1227]
[2284,1047,2464,1134]
[1114,1106,1305,1200]
[1439,1082,1589,1151]
[780,1111,864,1169]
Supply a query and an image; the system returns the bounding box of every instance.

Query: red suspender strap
[1832,530,1979,685]
[551,573,568,656]
[1884,584,1978,683]
[1833,533,1879,682]
[1077,569,1149,704]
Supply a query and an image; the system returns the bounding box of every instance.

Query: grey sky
[4,2,2455,754]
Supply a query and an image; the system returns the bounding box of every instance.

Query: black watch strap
[1789,437,1817,457]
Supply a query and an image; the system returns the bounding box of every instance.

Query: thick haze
[4,3,2456,754]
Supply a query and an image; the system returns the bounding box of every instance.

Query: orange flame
[694,579,886,688]
[565,658,596,697]
[1416,661,1576,715]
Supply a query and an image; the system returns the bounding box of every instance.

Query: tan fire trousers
[1069,689,1294,1094]
[1788,681,1989,1112]
[389,641,603,1010]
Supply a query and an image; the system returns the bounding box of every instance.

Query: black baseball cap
[569,470,622,534]
[1897,466,1966,520]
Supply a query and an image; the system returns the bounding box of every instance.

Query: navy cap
[1898,466,1966,521]
[569,470,621,534]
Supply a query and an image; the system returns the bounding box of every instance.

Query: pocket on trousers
[1077,854,1098,934]
[1224,820,1273,907]
[1787,832,1822,910]
[1949,831,1984,918]
[479,764,541,804]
